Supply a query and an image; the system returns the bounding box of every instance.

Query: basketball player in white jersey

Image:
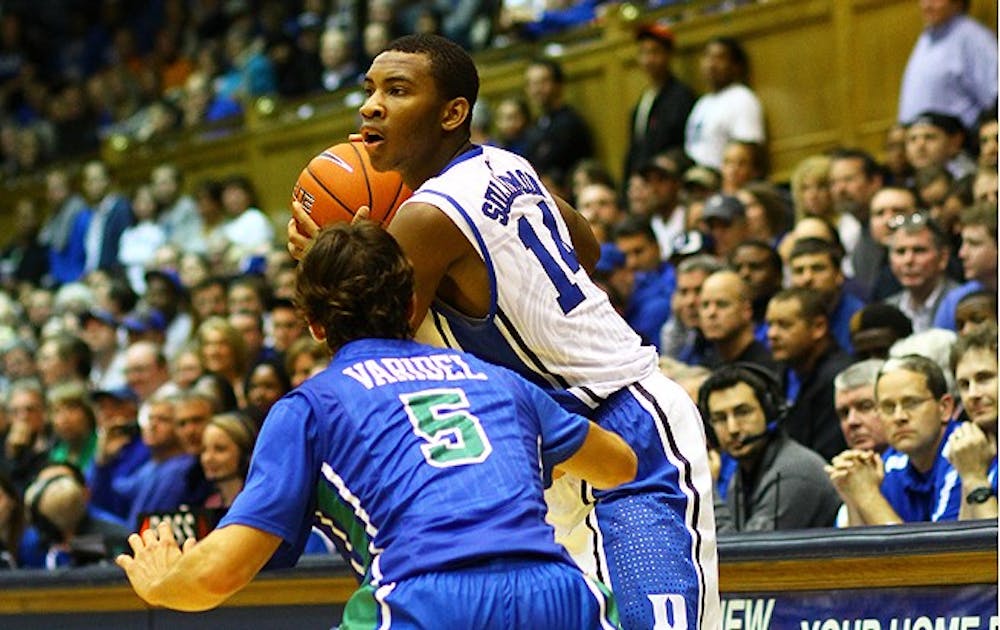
[289,34,720,629]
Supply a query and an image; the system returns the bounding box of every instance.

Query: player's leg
[589,372,721,630]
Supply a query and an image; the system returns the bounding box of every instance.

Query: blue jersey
[881,421,962,522]
[219,338,590,586]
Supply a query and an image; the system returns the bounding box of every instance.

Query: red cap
[637,22,675,48]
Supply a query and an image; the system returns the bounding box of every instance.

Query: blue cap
[144,268,185,293]
[595,242,626,274]
[81,309,118,328]
[91,386,139,403]
[123,309,168,334]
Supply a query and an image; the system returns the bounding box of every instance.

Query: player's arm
[557,422,637,489]
[387,201,471,328]
[552,194,600,275]
[117,521,281,611]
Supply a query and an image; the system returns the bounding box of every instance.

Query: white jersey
[405,145,658,415]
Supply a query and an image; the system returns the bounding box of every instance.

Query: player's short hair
[386,34,479,116]
[296,222,414,351]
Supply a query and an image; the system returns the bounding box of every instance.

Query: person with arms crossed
[117,222,636,627]
[288,33,720,630]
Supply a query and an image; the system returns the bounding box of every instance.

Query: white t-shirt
[684,83,765,169]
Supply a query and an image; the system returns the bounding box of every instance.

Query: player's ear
[307,321,327,343]
[440,97,470,132]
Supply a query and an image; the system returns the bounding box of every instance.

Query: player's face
[360,50,447,180]
[956,348,999,433]
[201,424,241,482]
[707,382,768,461]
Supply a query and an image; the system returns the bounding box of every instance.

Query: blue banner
[720,585,998,630]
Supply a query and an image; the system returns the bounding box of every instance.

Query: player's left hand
[116,521,196,605]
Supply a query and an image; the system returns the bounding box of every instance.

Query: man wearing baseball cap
[905,111,976,180]
[701,194,750,258]
[625,22,696,181]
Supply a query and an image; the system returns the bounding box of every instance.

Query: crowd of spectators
[0,0,996,573]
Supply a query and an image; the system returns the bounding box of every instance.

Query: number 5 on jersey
[400,388,493,467]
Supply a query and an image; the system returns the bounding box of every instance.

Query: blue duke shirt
[880,421,962,523]
[219,338,591,585]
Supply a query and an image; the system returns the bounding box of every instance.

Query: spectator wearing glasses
[884,213,959,333]
[826,354,961,525]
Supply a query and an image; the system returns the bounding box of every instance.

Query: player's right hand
[288,200,319,261]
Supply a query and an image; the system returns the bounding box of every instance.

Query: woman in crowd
[284,336,330,389]
[736,182,792,247]
[196,316,248,407]
[200,413,256,510]
[243,358,291,430]
[790,154,861,258]
[170,342,204,390]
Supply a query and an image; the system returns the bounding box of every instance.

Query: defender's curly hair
[295,222,414,352]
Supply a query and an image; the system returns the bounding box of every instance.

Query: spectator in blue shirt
[788,238,865,354]
[945,326,998,520]
[612,215,674,350]
[827,354,961,525]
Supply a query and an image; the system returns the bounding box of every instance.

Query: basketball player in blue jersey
[289,33,721,629]
[116,222,636,628]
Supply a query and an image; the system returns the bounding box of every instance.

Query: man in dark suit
[81,160,133,275]
[766,287,852,461]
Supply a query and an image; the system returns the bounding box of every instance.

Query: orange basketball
[291,140,412,227]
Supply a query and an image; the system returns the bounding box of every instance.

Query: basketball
[291,140,412,227]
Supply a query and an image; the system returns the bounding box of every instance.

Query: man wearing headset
[699,363,841,532]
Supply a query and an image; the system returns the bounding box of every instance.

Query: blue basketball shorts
[555,371,722,629]
[337,557,619,629]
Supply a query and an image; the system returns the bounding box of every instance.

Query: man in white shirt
[884,215,959,333]
[685,37,765,170]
